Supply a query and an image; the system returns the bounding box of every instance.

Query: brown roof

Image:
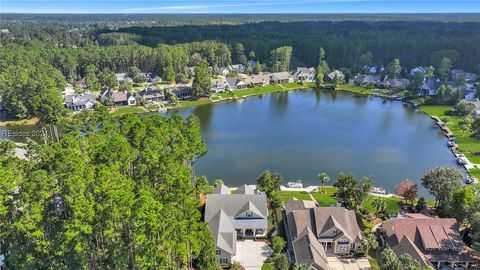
[313,207,362,242]
[292,228,329,270]
[383,215,474,265]
[111,91,128,102]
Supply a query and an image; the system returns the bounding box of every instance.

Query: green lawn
[369,258,381,270]
[311,187,338,206]
[261,263,274,270]
[337,84,390,97]
[364,196,402,215]
[111,106,147,117]
[179,98,213,108]
[421,105,480,165]
[277,191,312,202]
[218,82,315,99]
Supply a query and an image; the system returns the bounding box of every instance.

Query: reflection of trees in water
[192,104,213,131]
[314,88,322,105]
[270,91,289,114]
[330,90,337,101]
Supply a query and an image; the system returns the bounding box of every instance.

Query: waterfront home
[382,214,475,269]
[410,66,427,76]
[204,184,268,266]
[137,86,165,103]
[100,88,137,106]
[377,78,410,90]
[64,93,97,112]
[270,72,294,84]
[219,67,230,77]
[354,74,381,87]
[226,77,247,90]
[420,78,442,96]
[169,85,192,100]
[294,67,316,82]
[363,65,384,74]
[451,69,478,82]
[244,74,270,87]
[325,70,345,83]
[230,64,245,74]
[284,199,363,269]
[211,78,230,93]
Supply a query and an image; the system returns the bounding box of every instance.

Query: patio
[327,256,372,270]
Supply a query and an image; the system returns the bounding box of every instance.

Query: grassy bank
[420,106,480,178]
[0,117,39,127]
[336,84,392,98]
[110,106,148,117]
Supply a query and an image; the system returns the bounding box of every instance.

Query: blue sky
[2,0,480,13]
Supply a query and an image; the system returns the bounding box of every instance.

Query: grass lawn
[369,258,381,270]
[261,263,274,270]
[180,98,213,108]
[421,105,480,165]
[364,196,402,215]
[0,117,39,127]
[111,106,147,117]
[311,187,338,206]
[337,84,390,97]
[277,191,312,202]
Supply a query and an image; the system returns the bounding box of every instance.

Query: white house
[294,67,316,82]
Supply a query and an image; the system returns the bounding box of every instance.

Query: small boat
[465,176,475,185]
[287,180,304,188]
[456,155,468,165]
[447,140,456,148]
[371,187,387,195]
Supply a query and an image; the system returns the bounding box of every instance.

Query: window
[246,211,252,218]
[219,258,229,264]
[332,229,336,234]
[215,249,221,255]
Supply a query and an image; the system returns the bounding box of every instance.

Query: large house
[377,78,410,90]
[226,77,247,90]
[205,185,268,266]
[420,78,442,96]
[270,72,294,84]
[137,86,165,103]
[230,64,245,74]
[382,214,475,269]
[64,93,97,112]
[100,88,136,106]
[354,74,381,87]
[410,66,427,76]
[294,67,316,82]
[211,78,230,93]
[169,85,192,100]
[284,199,363,269]
[115,73,133,84]
[245,74,270,87]
[325,70,345,83]
[451,70,478,82]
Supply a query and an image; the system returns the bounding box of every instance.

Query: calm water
[1,89,461,195]
[176,89,460,195]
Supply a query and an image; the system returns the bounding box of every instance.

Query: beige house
[284,199,364,270]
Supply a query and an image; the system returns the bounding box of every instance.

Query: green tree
[214,179,224,188]
[416,197,428,213]
[361,234,378,254]
[98,68,118,88]
[317,172,330,194]
[271,236,286,254]
[387,58,401,79]
[318,47,326,64]
[270,46,293,72]
[85,64,101,91]
[425,65,435,79]
[256,170,282,196]
[267,254,289,270]
[438,57,452,82]
[163,64,176,83]
[234,43,248,66]
[421,167,462,213]
[372,197,386,215]
[334,173,374,211]
[472,118,480,137]
[248,51,255,61]
[192,58,211,97]
[456,100,476,116]
[460,114,474,134]
[254,61,262,74]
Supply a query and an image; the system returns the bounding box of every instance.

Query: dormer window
[332,229,336,234]
[246,211,253,218]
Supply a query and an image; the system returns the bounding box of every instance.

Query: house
[211,78,230,93]
[382,214,475,269]
[420,78,442,96]
[284,199,363,269]
[245,74,270,87]
[170,85,192,100]
[364,65,384,74]
[137,86,165,103]
[473,99,480,116]
[100,88,136,106]
[219,67,230,77]
[64,93,97,112]
[451,70,478,82]
[294,67,316,82]
[115,73,133,84]
[62,84,75,97]
[226,77,247,90]
[230,64,245,74]
[325,70,345,83]
[377,78,410,90]
[410,66,427,76]
[354,74,381,87]
[205,184,268,266]
[152,76,162,84]
[270,72,294,84]
[75,77,87,89]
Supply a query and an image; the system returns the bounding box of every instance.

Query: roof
[313,207,362,242]
[292,228,329,270]
[213,185,231,194]
[295,67,315,74]
[138,87,164,99]
[270,72,292,81]
[245,74,269,85]
[326,70,345,81]
[111,91,129,102]
[226,77,245,87]
[64,93,96,106]
[383,215,474,265]
[211,78,228,89]
[237,184,255,195]
[207,209,237,254]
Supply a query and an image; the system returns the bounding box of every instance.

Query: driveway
[327,256,372,270]
[232,240,273,270]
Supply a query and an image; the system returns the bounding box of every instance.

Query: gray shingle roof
[313,207,362,242]
[208,210,236,254]
[292,228,330,270]
[64,93,96,106]
[213,185,231,194]
[237,184,255,195]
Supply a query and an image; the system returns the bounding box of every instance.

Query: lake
[175,89,460,196]
[1,89,461,195]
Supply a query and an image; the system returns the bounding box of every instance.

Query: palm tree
[317,172,330,194]
[372,197,386,215]
[362,234,379,255]
[291,264,311,270]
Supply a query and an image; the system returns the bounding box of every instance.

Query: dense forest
[0,110,219,269]
[102,20,480,71]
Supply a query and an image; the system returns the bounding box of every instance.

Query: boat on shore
[287,180,304,188]
[370,186,387,195]
[456,154,468,165]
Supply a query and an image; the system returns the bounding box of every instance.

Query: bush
[271,236,286,254]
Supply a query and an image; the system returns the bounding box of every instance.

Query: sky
[2,0,480,14]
